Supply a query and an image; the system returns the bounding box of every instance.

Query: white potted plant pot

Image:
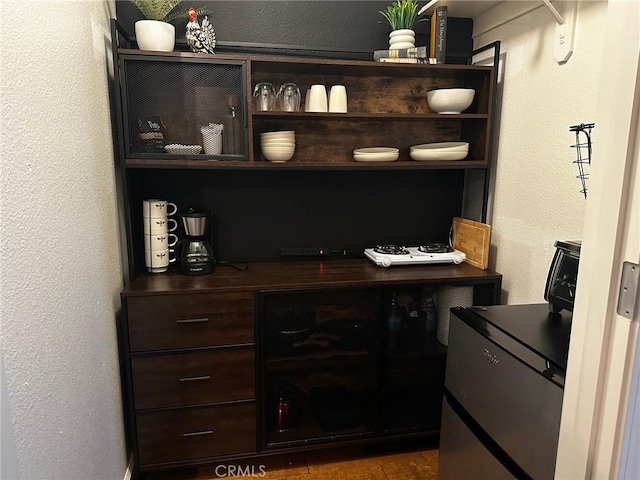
[389,29,415,50]
[135,20,175,52]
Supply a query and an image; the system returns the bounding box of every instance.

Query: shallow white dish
[410,142,469,152]
[426,88,475,114]
[410,149,468,161]
[353,147,399,162]
[353,147,399,155]
[354,153,399,162]
[164,144,202,155]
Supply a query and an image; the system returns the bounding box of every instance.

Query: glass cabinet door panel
[260,288,380,448]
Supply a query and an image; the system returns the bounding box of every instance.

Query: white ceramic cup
[329,85,348,113]
[145,248,169,273]
[143,217,178,235]
[307,84,328,113]
[304,89,311,112]
[144,233,178,251]
[143,199,177,218]
[201,128,223,155]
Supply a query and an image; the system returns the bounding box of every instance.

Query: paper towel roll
[436,285,474,346]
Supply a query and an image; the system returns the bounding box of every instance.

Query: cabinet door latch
[617,262,639,320]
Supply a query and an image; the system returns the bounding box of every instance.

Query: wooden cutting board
[452,217,491,270]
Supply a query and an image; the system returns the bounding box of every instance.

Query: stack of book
[373,46,434,64]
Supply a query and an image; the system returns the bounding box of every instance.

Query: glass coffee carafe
[178,209,215,275]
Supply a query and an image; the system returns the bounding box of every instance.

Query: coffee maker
[178,209,216,275]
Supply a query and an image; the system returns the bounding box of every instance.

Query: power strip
[281,247,330,257]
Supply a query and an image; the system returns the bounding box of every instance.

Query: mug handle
[167,202,178,216]
[168,233,179,247]
[167,218,178,232]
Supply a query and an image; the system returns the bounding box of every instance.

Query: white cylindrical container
[436,285,474,346]
[329,85,348,113]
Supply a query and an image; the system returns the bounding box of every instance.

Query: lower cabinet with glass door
[258,284,450,450]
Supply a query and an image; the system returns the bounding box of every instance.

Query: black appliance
[438,304,572,480]
[545,240,581,313]
[178,209,216,275]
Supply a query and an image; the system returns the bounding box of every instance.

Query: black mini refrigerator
[438,304,572,480]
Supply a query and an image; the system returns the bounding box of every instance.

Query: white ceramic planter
[135,20,175,52]
[389,29,415,50]
[389,29,415,38]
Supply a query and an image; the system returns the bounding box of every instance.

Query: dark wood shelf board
[123,159,488,170]
[118,48,493,74]
[121,259,502,296]
[252,112,488,120]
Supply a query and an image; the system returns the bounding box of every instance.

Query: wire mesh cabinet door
[119,55,248,161]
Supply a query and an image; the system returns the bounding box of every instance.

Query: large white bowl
[426,88,475,114]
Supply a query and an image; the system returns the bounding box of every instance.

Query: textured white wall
[475,1,606,304]
[0,1,126,479]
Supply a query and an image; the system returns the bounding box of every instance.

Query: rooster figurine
[186,7,216,54]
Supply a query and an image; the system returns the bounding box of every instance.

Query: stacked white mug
[143,199,178,273]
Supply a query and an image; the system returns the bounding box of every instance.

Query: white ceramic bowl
[262,144,295,152]
[261,140,296,147]
[261,137,296,143]
[260,130,295,138]
[426,88,475,114]
[262,147,295,162]
[164,144,202,155]
[262,145,295,152]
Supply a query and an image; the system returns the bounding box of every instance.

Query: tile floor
[145,442,439,480]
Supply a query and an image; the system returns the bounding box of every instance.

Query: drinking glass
[277,83,301,112]
[252,82,276,111]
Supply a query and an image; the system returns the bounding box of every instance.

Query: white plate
[354,147,398,154]
[410,149,468,161]
[410,142,469,151]
[353,152,399,162]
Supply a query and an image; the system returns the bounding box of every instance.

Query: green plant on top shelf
[378,0,425,30]
[130,0,192,22]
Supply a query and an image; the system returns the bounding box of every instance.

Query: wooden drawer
[126,292,254,351]
[136,403,256,466]
[132,347,255,410]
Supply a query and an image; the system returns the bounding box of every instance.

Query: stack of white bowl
[410,142,469,161]
[260,130,295,162]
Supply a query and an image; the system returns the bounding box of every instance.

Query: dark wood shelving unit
[111,19,500,476]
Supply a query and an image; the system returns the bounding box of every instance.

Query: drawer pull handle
[179,375,211,383]
[176,317,209,324]
[182,430,214,437]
